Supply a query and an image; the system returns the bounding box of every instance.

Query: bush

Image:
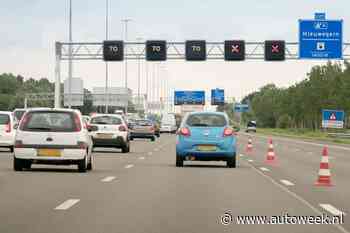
[277,114,292,129]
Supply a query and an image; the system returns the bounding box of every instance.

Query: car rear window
[0,114,10,125]
[247,121,256,127]
[14,110,25,121]
[20,111,78,132]
[90,116,122,125]
[136,120,152,126]
[186,114,227,127]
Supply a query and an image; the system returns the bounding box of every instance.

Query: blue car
[176,111,237,168]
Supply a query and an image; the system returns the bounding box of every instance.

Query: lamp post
[121,19,132,114]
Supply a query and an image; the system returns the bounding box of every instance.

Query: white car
[13,108,94,172]
[90,114,130,153]
[0,111,16,152]
[160,114,177,133]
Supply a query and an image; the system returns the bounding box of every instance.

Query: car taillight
[14,140,23,148]
[223,127,234,137]
[77,141,88,149]
[5,122,11,133]
[74,114,82,132]
[179,127,191,137]
[119,125,127,131]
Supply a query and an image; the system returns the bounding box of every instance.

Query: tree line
[241,61,350,129]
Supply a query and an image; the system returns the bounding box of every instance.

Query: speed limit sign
[103,40,124,61]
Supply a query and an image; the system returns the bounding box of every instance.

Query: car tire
[129,137,134,141]
[87,154,93,171]
[13,157,23,171]
[78,157,87,172]
[9,146,14,153]
[227,155,236,168]
[156,133,160,138]
[121,141,130,153]
[176,154,183,167]
[151,136,156,142]
[23,160,32,170]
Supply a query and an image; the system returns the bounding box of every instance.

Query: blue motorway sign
[322,109,345,128]
[299,15,343,59]
[174,91,205,105]
[234,103,249,112]
[211,89,225,105]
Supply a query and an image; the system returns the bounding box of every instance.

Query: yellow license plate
[197,145,217,151]
[97,133,113,139]
[37,149,61,157]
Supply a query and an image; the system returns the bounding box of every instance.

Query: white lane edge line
[320,204,347,216]
[245,161,349,233]
[280,179,295,186]
[260,167,270,172]
[125,164,134,169]
[54,199,80,210]
[101,176,116,182]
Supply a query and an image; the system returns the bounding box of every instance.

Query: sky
[1,0,349,104]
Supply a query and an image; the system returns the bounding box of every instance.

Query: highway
[0,133,349,233]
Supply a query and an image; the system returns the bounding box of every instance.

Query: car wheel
[78,157,87,172]
[227,155,236,168]
[151,136,156,142]
[87,154,93,171]
[176,154,183,167]
[121,141,130,153]
[9,146,14,153]
[129,137,134,141]
[156,133,160,138]
[23,160,32,170]
[13,157,23,171]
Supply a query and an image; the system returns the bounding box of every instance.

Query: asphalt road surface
[0,133,349,233]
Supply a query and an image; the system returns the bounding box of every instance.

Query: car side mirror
[88,125,98,132]
[14,123,19,130]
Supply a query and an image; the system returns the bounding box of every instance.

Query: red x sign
[231,45,240,53]
[271,45,279,53]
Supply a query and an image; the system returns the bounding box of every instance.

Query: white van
[160,113,177,133]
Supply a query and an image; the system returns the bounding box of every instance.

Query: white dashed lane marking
[55,199,80,210]
[139,157,145,160]
[280,179,295,186]
[125,164,134,169]
[101,176,116,182]
[147,152,153,155]
[239,154,244,157]
[248,159,254,162]
[260,167,270,172]
[320,204,346,216]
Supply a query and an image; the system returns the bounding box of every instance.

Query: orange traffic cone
[265,139,277,166]
[245,137,253,153]
[315,146,333,186]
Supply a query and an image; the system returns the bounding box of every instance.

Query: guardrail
[327,133,350,138]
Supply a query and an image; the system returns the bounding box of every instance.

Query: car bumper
[130,132,154,138]
[92,136,127,148]
[14,148,86,160]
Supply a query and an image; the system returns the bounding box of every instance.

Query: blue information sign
[211,89,224,105]
[174,91,205,105]
[234,104,249,112]
[299,15,343,59]
[322,109,345,128]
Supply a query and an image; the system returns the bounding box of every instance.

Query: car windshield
[0,114,10,125]
[20,111,78,132]
[14,110,25,121]
[186,114,227,127]
[91,116,122,125]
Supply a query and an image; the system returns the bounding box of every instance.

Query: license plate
[97,133,113,139]
[37,149,61,157]
[197,145,217,151]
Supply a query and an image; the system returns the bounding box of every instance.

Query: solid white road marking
[248,159,254,162]
[55,199,80,210]
[139,157,145,160]
[280,179,295,186]
[101,176,116,182]
[125,164,134,169]
[320,204,346,216]
[245,162,349,233]
[260,167,270,172]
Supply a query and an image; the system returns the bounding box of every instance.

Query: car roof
[25,108,80,114]
[187,111,227,116]
[0,111,12,115]
[91,114,123,118]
